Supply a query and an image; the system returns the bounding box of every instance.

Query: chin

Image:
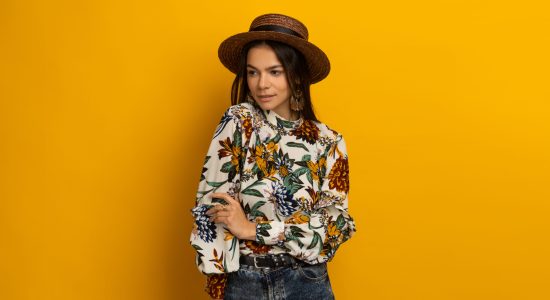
[255,102,274,110]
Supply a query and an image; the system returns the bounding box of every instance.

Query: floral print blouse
[189,102,356,298]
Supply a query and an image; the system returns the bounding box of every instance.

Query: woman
[190,13,356,300]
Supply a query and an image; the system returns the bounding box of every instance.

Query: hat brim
[218,31,330,84]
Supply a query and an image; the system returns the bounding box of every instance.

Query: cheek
[247,75,256,87]
[280,80,291,95]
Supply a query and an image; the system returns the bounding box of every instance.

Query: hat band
[251,25,303,39]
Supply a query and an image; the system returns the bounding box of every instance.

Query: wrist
[237,221,257,240]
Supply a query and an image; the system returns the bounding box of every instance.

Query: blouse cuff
[256,220,285,246]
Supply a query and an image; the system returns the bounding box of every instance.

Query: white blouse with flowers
[189,101,356,296]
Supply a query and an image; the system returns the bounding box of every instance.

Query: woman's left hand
[206,192,257,240]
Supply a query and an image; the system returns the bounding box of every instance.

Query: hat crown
[249,14,309,40]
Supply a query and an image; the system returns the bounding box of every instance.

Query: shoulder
[216,103,259,128]
[223,102,256,119]
[213,103,260,139]
[311,119,345,145]
[312,120,349,158]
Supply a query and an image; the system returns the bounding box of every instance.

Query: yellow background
[1,1,549,299]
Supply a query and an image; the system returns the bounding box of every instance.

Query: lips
[257,95,275,102]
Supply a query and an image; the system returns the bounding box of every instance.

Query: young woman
[190,13,356,300]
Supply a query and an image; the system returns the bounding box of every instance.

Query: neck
[270,105,299,121]
[288,111,299,121]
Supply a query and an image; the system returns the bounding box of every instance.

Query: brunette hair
[230,40,319,122]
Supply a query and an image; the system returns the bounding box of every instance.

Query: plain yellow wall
[1,1,549,299]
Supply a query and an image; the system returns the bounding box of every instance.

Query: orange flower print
[218,137,242,171]
[265,141,278,153]
[318,156,326,169]
[254,142,277,177]
[206,274,227,300]
[209,248,225,273]
[242,116,253,141]
[327,222,341,237]
[285,211,311,225]
[307,160,321,182]
[328,156,349,193]
[245,240,272,254]
[230,146,242,170]
[217,137,233,158]
[279,165,289,177]
[290,120,320,144]
[224,230,234,241]
[304,187,320,210]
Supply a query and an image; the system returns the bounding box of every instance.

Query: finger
[209,207,231,217]
[211,192,239,207]
[210,211,231,219]
[206,204,225,215]
[210,192,230,201]
[212,193,238,206]
[210,216,227,224]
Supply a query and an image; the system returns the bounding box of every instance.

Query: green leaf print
[288,225,305,238]
[306,172,314,185]
[248,201,267,218]
[269,134,281,144]
[229,237,238,258]
[233,126,242,147]
[221,161,233,173]
[288,183,302,195]
[336,214,346,230]
[250,200,267,212]
[257,223,272,237]
[243,180,266,190]
[242,188,263,197]
[277,118,297,129]
[286,227,305,248]
[286,142,309,152]
[307,231,323,251]
[206,180,226,188]
[257,236,266,244]
[291,167,309,178]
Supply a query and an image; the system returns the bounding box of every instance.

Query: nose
[258,72,270,89]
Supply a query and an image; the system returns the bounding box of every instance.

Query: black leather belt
[240,253,300,269]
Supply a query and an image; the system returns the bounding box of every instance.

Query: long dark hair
[230,40,319,122]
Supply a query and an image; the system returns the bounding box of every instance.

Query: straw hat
[218,13,330,84]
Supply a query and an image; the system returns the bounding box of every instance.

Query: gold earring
[290,90,304,112]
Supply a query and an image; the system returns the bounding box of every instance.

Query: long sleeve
[255,134,356,263]
[189,107,245,275]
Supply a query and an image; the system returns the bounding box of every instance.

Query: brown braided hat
[218,13,330,84]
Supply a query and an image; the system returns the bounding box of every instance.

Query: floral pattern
[191,205,217,243]
[189,102,356,298]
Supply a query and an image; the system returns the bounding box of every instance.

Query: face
[246,44,293,119]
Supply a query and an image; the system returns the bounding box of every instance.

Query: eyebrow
[246,64,283,70]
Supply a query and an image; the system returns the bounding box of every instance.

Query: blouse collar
[259,106,303,132]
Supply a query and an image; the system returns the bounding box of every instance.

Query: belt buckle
[253,256,262,268]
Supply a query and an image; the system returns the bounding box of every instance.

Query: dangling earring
[290,89,304,112]
[246,93,255,104]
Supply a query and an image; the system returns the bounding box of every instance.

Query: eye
[247,70,257,76]
[270,70,283,76]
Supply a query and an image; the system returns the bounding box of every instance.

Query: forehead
[246,44,282,69]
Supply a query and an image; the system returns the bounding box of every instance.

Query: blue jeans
[224,262,335,300]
